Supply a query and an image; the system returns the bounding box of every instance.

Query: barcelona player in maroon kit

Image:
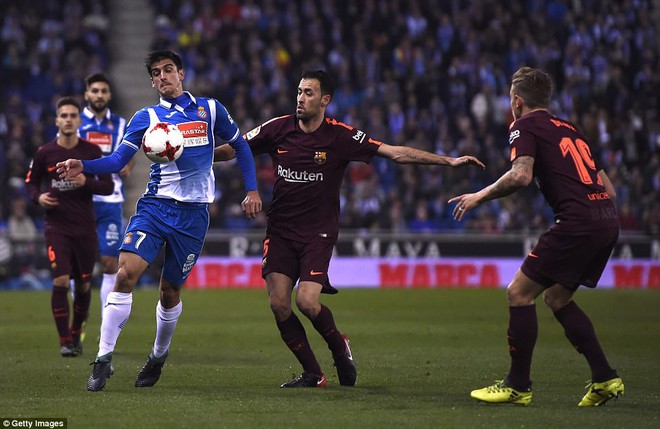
[449,67,623,406]
[25,97,113,357]
[216,70,484,387]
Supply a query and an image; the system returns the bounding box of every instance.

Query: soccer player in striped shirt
[58,50,262,391]
[80,72,132,318]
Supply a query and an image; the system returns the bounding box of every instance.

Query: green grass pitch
[1,288,659,428]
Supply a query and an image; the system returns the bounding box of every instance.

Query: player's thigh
[262,234,301,283]
[579,227,618,288]
[45,232,74,279]
[521,227,610,290]
[70,230,99,283]
[161,204,210,287]
[297,237,335,286]
[120,200,167,265]
[94,202,122,257]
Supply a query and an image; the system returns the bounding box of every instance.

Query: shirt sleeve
[25,149,45,203]
[212,100,241,144]
[340,125,381,163]
[508,121,536,163]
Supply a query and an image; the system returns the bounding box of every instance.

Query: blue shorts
[121,197,209,287]
[94,201,123,258]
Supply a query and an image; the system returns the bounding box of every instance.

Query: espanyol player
[80,73,131,320]
[58,50,262,391]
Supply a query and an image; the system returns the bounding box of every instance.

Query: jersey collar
[83,106,112,121]
[159,91,197,111]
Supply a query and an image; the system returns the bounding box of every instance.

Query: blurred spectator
[0,0,110,232]
[7,197,37,242]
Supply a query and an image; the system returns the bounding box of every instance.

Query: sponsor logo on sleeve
[353,130,366,143]
[509,129,520,145]
[245,125,261,141]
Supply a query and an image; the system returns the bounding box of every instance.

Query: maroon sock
[553,301,616,382]
[506,305,537,390]
[311,304,347,358]
[276,313,322,376]
[51,287,72,345]
[71,287,91,337]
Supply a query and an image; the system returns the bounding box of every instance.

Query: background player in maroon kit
[449,67,623,406]
[216,69,484,387]
[25,97,113,357]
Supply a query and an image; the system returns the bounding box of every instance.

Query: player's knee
[269,297,291,318]
[506,284,532,306]
[114,268,134,292]
[295,296,319,317]
[543,291,570,312]
[52,276,70,289]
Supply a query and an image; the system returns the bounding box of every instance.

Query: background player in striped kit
[58,50,262,391]
[80,72,133,320]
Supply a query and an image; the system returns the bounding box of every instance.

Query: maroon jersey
[25,138,113,235]
[509,110,618,231]
[246,115,381,242]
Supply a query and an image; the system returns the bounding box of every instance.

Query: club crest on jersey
[314,151,327,165]
[197,106,208,119]
[123,232,133,245]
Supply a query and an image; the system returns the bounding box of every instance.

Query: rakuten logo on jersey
[51,179,82,191]
[177,121,209,147]
[277,165,324,183]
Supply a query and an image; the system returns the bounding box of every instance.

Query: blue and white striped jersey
[120,92,241,203]
[79,107,127,203]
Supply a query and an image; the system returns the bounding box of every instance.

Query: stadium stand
[1,0,658,267]
[147,0,660,235]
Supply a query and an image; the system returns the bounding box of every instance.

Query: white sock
[100,273,117,314]
[98,292,133,358]
[152,301,183,359]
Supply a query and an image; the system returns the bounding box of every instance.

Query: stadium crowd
[1,0,659,246]
[147,0,660,235]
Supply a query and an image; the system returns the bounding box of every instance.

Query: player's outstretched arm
[376,143,485,168]
[448,155,533,221]
[56,159,83,179]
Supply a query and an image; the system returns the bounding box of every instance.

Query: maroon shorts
[261,234,335,286]
[521,226,619,290]
[45,230,98,281]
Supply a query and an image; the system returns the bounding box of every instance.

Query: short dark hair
[145,50,183,75]
[56,96,81,113]
[301,69,335,98]
[85,72,111,89]
[511,67,552,109]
